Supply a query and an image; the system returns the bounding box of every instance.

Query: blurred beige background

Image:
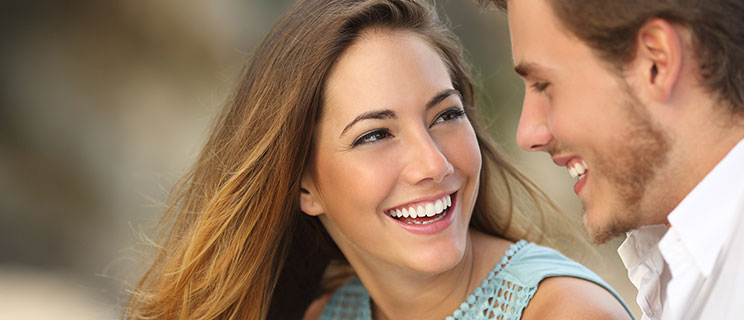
[0,0,639,318]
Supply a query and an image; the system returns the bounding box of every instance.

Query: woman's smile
[383,191,458,234]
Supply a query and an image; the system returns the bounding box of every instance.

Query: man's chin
[586,225,624,244]
[583,211,635,244]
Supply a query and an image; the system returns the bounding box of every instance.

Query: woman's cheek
[436,124,481,176]
[326,144,402,201]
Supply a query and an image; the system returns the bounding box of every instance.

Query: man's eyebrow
[339,88,461,138]
[514,62,540,78]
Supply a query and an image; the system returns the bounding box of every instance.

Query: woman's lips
[386,193,451,223]
[386,192,457,235]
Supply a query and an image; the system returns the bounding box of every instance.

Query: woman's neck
[348,230,500,320]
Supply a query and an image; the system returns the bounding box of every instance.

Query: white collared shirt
[618,225,668,320]
[618,138,744,320]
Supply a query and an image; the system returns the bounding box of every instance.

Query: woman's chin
[399,243,466,275]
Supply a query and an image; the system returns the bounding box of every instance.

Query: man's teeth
[389,194,452,219]
[568,160,588,179]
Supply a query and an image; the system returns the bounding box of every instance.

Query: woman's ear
[300,172,325,216]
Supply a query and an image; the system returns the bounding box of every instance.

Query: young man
[482,0,744,319]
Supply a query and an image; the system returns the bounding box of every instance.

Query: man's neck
[642,84,744,225]
[678,106,744,187]
[662,100,744,221]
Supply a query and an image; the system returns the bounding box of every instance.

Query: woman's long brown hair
[124,0,567,319]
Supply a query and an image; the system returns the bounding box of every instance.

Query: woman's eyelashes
[350,107,466,148]
[431,107,466,126]
[351,129,393,147]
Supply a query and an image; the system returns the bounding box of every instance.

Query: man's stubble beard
[585,84,671,244]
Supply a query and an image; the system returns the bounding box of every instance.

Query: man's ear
[299,172,325,216]
[632,18,684,102]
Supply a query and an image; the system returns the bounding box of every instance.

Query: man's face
[507,0,671,243]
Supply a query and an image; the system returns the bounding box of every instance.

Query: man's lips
[552,155,589,194]
[574,173,588,195]
[551,154,575,167]
[565,159,589,195]
[551,155,588,176]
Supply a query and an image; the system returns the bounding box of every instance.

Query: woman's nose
[402,132,454,185]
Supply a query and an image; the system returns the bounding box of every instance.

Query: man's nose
[516,95,553,152]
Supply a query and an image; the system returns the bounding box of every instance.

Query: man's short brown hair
[484,0,744,114]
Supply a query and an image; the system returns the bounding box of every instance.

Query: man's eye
[352,129,392,147]
[531,81,550,92]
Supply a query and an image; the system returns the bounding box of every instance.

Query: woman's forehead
[322,30,453,119]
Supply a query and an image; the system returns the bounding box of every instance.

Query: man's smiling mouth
[568,159,588,181]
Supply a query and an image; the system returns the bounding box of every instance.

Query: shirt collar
[664,138,744,277]
[618,224,668,270]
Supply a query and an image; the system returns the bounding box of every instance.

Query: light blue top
[320,240,635,319]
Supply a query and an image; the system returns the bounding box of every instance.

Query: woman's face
[301,30,481,274]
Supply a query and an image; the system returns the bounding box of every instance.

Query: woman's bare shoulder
[521,276,632,320]
[303,293,333,320]
[471,230,514,264]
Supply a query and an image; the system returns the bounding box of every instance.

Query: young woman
[125,0,635,319]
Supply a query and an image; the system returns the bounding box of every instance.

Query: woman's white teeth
[416,206,425,218]
[389,194,452,220]
[425,203,435,217]
[568,161,588,179]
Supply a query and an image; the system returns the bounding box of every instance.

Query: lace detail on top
[445,240,532,320]
[319,240,634,320]
[319,277,371,320]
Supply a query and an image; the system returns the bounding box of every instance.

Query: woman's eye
[531,81,550,92]
[352,129,392,147]
[432,108,466,125]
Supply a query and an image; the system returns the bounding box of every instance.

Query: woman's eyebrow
[339,88,460,138]
[426,88,460,110]
[340,109,397,138]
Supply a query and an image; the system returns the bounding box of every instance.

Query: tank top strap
[500,242,635,317]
